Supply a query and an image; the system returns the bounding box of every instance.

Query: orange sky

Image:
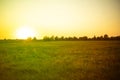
[0,0,120,39]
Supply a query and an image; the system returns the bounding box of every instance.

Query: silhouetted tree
[92,35,97,40]
[73,36,78,40]
[110,36,120,40]
[27,37,32,41]
[99,36,103,40]
[64,37,68,40]
[104,34,109,40]
[33,37,37,40]
[83,36,88,40]
[78,36,88,40]
[50,36,55,40]
[4,38,6,40]
[115,36,120,40]
[43,36,50,41]
[55,36,59,40]
[96,36,100,40]
[68,37,73,40]
[60,36,64,40]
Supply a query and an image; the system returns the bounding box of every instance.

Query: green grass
[0,41,120,80]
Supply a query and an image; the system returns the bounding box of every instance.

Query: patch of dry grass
[0,41,120,80]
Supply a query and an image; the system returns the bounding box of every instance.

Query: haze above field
[0,0,119,39]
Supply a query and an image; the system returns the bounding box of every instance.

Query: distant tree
[50,36,55,40]
[73,36,78,40]
[68,37,73,40]
[55,36,59,40]
[78,37,82,40]
[104,34,109,40]
[92,35,97,40]
[78,36,88,40]
[96,36,100,40]
[60,36,64,40]
[43,36,50,41]
[99,36,103,40]
[110,36,120,40]
[115,36,120,40]
[82,36,88,40]
[4,38,6,40]
[110,36,114,40]
[27,37,32,41]
[33,37,37,40]
[65,37,68,40]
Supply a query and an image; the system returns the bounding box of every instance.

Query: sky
[0,0,120,39]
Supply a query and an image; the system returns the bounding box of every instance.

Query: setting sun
[16,26,36,39]
[0,0,119,39]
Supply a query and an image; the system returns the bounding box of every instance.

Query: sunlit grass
[0,41,120,80]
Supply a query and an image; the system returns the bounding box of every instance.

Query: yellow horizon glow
[16,26,36,39]
[0,0,119,39]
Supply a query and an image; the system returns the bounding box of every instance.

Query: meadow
[0,41,120,80]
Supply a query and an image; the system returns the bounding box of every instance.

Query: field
[0,41,120,80]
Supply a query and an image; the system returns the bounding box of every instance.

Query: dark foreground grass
[0,41,120,80]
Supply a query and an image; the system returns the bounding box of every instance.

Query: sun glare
[16,26,36,39]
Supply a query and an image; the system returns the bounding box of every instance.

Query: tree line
[1,34,120,41]
[42,34,120,41]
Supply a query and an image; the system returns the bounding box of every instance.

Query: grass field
[0,41,120,80]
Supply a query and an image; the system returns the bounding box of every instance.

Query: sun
[16,26,36,39]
